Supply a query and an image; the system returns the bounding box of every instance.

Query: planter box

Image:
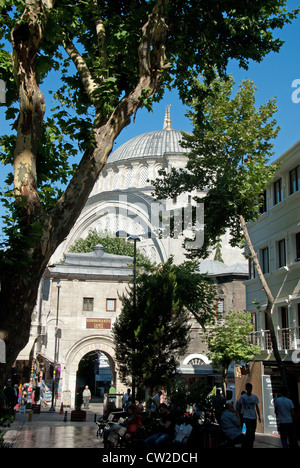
[70,410,86,422]
[32,404,41,414]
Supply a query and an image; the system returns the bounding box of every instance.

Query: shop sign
[261,375,281,435]
[86,318,111,329]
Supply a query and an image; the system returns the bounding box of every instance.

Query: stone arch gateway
[62,336,124,408]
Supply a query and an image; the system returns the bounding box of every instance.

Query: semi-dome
[108,106,189,164]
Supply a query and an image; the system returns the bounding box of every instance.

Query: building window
[259,190,267,214]
[289,166,300,195]
[280,306,290,350]
[273,178,282,205]
[83,297,94,311]
[296,232,300,261]
[298,304,300,339]
[150,246,156,263]
[140,166,148,187]
[248,258,256,279]
[106,298,116,312]
[260,247,269,274]
[125,168,132,189]
[112,172,119,190]
[278,239,286,268]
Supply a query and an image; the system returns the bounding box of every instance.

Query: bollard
[28,410,33,421]
[94,414,97,422]
[63,411,68,422]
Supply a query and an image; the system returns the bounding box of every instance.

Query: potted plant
[71,391,86,422]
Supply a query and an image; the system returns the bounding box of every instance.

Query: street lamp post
[115,230,156,403]
[49,280,61,412]
[116,231,141,402]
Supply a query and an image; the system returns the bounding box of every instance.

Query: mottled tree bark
[0,0,169,389]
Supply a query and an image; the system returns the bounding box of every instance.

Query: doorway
[76,350,112,402]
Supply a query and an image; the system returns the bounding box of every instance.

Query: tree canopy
[113,259,217,393]
[153,73,288,387]
[204,310,260,394]
[68,228,153,269]
[153,75,280,258]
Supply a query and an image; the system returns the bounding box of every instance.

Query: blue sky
[0,0,299,223]
[114,0,300,163]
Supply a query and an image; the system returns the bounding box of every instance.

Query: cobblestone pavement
[2,404,284,449]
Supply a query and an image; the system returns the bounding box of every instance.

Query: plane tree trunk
[0,0,169,389]
[239,214,288,391]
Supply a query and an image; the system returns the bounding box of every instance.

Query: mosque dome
[107,105,189,164]
[108,129,186,164]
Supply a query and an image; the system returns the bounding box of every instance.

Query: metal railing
[248,326,300,352]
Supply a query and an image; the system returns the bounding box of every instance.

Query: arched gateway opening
[63,336,122,408]
[76,350,112,403]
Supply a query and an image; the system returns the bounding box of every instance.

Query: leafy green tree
[0,0,297,389]
[204,310,260,396]
[153,74,287,387]
[113,259,216,398]
[68,228,152,270]
[170,261,217,329]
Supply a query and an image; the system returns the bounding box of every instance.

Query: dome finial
[163,105,172,130]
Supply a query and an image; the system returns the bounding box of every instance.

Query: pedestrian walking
[236,391,246,429]
[274,387,298,448]
[122,388,132,411]
[238,383,261,448]
[82,385,91,409]
[212,389,226,423]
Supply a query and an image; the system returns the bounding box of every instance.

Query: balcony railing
[248,326,300,352]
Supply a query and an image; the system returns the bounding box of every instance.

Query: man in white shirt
[238,383,261,448]
[82,385,91,409]
[274,388,297,448]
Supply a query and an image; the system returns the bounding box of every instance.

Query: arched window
[112,172,119,190]
[150,246,156,263]
[125,168,132,188]
[140,166,148,187]
[183,354,211,366]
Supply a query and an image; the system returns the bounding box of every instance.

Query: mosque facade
[15,110,248,408]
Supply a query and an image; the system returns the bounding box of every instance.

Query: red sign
[86,318,111,329]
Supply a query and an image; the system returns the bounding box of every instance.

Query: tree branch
[138,0,169,78]
[92,0,107,67]
[44,0,171,255]
[63,37,98,101]
[239,214,288,390]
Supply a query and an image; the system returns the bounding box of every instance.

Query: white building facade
[244,140,300,434]
[246,140,300,354]
[16,111,248,408]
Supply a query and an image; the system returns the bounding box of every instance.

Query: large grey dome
[108,128,186,164]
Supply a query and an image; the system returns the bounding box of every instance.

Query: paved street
[3,403,104,449]
[3,406,285,450]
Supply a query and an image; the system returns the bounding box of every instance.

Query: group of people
[104,401,175,449]
[104,403,144,448]
[103,387,174,449]
[220,383,298,448]
[104,383,298,449]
